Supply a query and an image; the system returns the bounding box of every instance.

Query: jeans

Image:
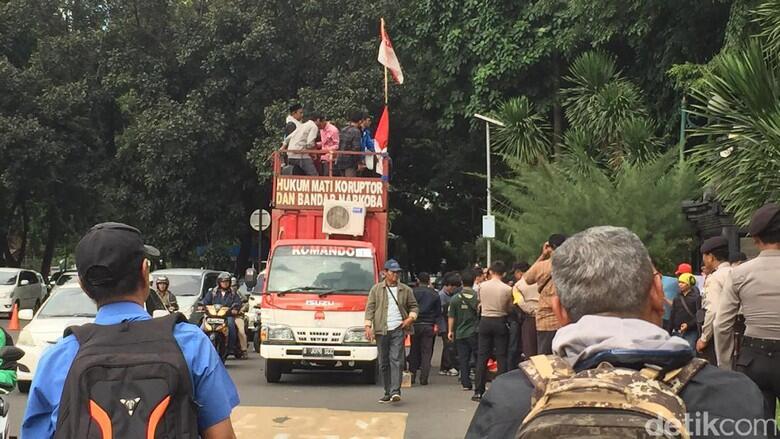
[475,317,509,394]
[376,328,405,396]
[674,328,699,351]
[409,324,435,383]
[456,334,478,388]
[537,330,557,355]
[507,313,522,370]
[289,157,318,176]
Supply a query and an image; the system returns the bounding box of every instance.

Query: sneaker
[447,368,459,376]
[390,393,401,403]
[471,393,482,402]
[438,370,449,376]
[378,394,391,403]
[461,385,473,391]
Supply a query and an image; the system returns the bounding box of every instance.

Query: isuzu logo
[305,300,336,306]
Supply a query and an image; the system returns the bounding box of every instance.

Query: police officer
[716,202,780,424]
[21,222,239,438]
[696,236,732,365]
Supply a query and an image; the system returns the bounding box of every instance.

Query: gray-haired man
[467,226,766,438]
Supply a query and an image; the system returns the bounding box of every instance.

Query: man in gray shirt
[283,112,325,176]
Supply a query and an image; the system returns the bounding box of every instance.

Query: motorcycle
[200,304,231,363]
[0,346,24,439]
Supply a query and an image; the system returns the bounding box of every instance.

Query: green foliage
[492,97,551,163]
[689,39,780,224]
[494,152,700,271]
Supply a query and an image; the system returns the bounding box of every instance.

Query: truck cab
[259,151,389,383]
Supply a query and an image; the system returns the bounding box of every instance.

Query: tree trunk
[551,52,563,157]
[40,207,58,282]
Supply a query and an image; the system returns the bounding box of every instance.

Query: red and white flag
[373,106,390,175]
[378,18,403,84]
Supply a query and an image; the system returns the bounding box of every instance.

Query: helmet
[156,276,169,284]
[231,276,237,284]
[217,272,231,282]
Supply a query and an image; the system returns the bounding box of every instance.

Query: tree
[687,1,780,225]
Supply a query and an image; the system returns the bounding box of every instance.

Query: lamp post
[473,113,505,267]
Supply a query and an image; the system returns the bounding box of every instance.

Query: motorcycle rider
[145,275,179,315]
[201,272,246,359]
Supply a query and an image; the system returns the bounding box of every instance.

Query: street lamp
[474,113,505,267]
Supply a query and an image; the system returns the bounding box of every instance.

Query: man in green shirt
[448,269,480,391]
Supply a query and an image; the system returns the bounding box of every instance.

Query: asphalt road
[1,320,477,438]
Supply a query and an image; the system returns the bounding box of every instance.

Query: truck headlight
[261,324,294,342]
[18,329,35,347]
[343,327,371,344]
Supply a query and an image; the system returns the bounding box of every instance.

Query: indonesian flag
[378,18,403,84]
[374,106,390,176]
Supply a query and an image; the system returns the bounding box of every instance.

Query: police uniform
[699,236,732,365]
[715,202,780,422]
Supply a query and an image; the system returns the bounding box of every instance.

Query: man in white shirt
[283,112,326,176]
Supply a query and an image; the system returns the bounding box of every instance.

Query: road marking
[233,406,407,439]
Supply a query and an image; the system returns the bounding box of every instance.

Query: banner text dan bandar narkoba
[275,177,385,210]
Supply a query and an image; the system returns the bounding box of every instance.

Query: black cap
[748,202,780,236]
[75,222,159,288]
[701,236,728,254]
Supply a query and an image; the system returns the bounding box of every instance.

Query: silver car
[149,268,221,318]
[0,268,47,315]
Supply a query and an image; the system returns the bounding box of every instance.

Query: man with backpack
[467,226,766,439]
[22,222,239,438]
[447,269,480,392]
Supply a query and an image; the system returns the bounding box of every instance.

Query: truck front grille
[295,329,344,344]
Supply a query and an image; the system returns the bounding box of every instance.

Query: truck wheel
[361,361,377,385]
[253,331,260,353]
[265,359,283,383]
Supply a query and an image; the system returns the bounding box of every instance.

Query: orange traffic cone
[404,334,411,348]
[7,303,20,331]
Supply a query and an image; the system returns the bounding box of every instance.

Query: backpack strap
[520,355,574,401]
[662,358,707,394]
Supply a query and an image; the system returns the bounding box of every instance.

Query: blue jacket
[412,286,442,325]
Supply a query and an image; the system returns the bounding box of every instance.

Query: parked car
[0,268,47,316]
[16,286,97,392]
[149,269,221,319]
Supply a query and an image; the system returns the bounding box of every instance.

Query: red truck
[259,152,389,383]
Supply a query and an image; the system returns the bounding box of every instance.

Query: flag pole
[384,66,389,105]
[381,18,388,105]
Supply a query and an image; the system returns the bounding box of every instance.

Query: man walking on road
[409,272,441,385]
[473,260,513,402]
[22,222,239,438]
[448,269,480,392]
[437,273,461,376]
[365,260,419,403]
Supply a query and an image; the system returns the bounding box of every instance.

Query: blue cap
[384,259,403,272]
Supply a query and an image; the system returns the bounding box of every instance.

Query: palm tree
[689,38,780,224]
[491,96,551,164]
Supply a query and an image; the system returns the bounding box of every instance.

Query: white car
[150,269,221,318]
[0,268,47,316]
[16,286,96,392]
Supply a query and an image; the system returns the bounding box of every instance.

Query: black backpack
[54,313,199,439]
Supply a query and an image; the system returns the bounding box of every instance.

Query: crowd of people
[366,202,780,438]
[280,103,383,177]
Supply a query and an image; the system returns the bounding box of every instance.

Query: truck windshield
[267,246,375,294]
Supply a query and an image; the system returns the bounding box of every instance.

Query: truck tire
[361,361,377,385]
[265,359,284,383]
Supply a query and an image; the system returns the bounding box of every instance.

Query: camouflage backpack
[517,355,707,439]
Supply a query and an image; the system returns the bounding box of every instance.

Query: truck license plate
[302,347,335,358]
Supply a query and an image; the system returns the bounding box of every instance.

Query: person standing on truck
[335,111,364,177]
[317,116,340,174]
[365,259,419,403]
[282,112,326,177]
[409,272,441,386]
